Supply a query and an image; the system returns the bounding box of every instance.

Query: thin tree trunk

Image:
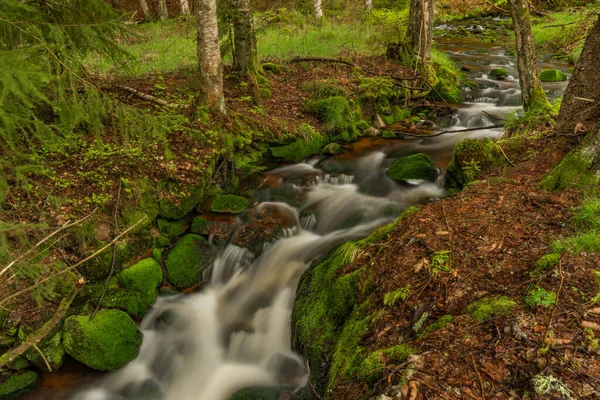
[195,0,226,114]
[157,0,169,20]
[139,0,152,20]
[180,0,191,14]
[314,0,323,19]
[508,0,549,111]
[555,15,600,134]
[406,0,435,67]
[365,0,373,11]
[232,0,261,104]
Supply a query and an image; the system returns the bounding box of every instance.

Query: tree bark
[157,0,169,20]
[508,0,549,111]
[406,0,435,67]
[232,0,261,104]
[139,0,152,20]
[180,0,191,14]
[555,15,600,135]
[365,0,373,11]
[314,0,323,19]
[195,0,226,114]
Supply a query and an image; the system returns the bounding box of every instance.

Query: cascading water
[71,152,445,400]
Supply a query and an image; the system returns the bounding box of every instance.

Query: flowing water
[22,20,571,400]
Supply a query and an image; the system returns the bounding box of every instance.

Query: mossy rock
[98,289,146,318]
[466,296,516,322]
[63,310,142,371]
[211,195,249,214]
[261,62,281,74]
[0,371,39,398]
[117,258,163,309]
[165,234,211,289]
[445,138,506,192]
[387,153,438,182]
[322,143,343,155]
[158,184,206,220]
[24,330,65,372]
[358,345,415,384]
[6,356,29,371]
[157,218,188,238]
[190,216,235,237]
[489,68,508,78]
[539,69,567,82]
[356,120,370,131]
[152,248,164,263]
[270,133,330,163]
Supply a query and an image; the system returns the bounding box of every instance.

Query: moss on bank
[270,132,330,162]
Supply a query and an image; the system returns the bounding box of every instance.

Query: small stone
[374,114,386,129]
[362,127,380,137]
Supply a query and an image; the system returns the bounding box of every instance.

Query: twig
[543,258,565,344]
[494,143,517,167]
[0,209,97,278]
[118,85,184,108]
[469,354,486,399]
[0,216,147,306]
[33,344,52,372]
[305,359,323,400]
[91,181,121,320]
[0,281,82,368]
[288,56,355,67]
[390,124,503,137]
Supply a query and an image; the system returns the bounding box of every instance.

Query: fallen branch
[0,281,82,369]
[0,209,97,278]
[543,21,579,29]
[0,216,147,307]
[390,124,503,137]
[287,56,355,67]
[118,85,184,108]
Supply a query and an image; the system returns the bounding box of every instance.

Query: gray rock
[362,127,380,137]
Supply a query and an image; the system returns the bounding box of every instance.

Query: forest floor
[330,131,600,399]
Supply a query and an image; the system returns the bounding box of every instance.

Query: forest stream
[21,19,571,400]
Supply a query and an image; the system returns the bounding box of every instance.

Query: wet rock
[468,24,485,34]
[362,127,380,137]
[539,68,567,82]
[191,216,235,238]
[63,309,142,371]
[117,258,163,309]
[489,68,508,79]
[231,203,298,255]
[387,153,438,182]
[0,371,39,398]
[211,194,249,214]
[461,65,473,72]
[165,234,211,289]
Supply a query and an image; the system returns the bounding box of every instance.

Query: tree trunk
[180,0,191,14]
[314,0,323,19]
[406,0,435,67]
[232,0,261,104]
[365,0,373,11]
[508,0,549,111]
[540,16,600,191]
[157,0,169,20]
[555,15,600,135]
[195,0,226,114]
[139,0,152,20]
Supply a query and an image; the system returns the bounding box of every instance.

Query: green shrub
[307,96,360,141]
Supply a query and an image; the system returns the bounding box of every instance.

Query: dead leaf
[435,231,449,236]
[582,321,600,331]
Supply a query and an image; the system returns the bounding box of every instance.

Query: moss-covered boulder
[211,195,249,214]
[165,234,211,289]
[489,68,508,79]
[158,184,206,220]
[63,310,142,371]
[117,258,163,309]
[445,138,506,192]
[387,153,438,182]
[24,330,65,371]
[0,371,39,398]
[539,69,567,82]
[157,218,188,238]
[190,216,235,238]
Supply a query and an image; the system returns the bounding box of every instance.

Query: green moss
[165,234,211,289]
[322,143,343,155]
[259,88,272,99]
[383,284,410,306]
[98,289,146,317]
[418,315,453,338]
[387,153,438,182]
[158,184,206,220]
[540,151,589,191]
[445,139,506,192]
[261,62,281,74]
[117,258,163,308]
[63,310,141,371]
[270,132,330,162]
[382,130,397,138]
[356,120,370,131]
[0,371,39,397]
[307,96,360,141]
[489,68,508,78]
[357,344,415,384]
[539,69,567,82]
[24,330,65,371]
[157,218,188,238]
[210,195,249,214]
[466,296,516,322]
[535,253,560,273]
[152,248,164,262]
[154,234,171,248]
